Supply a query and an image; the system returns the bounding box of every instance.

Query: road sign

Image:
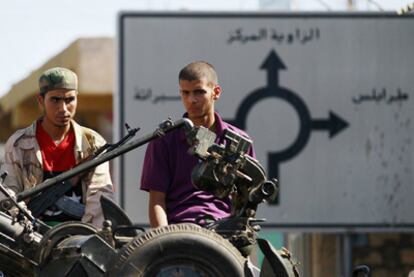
[117,12,414,230]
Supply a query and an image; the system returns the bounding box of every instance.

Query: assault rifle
[14,118,192,205]
[17,124,139,219]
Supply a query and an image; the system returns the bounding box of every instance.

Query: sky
[0,0,411,97]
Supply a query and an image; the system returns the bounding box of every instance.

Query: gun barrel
[248,179,278,204]
[16,118,193,202]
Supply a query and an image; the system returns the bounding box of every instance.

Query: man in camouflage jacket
[1,67,113,228]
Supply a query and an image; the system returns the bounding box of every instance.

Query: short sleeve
[140,137,171,193]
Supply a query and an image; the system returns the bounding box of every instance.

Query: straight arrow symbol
[311,111,349,138]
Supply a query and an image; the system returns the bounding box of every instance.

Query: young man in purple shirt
[140,61,255,228]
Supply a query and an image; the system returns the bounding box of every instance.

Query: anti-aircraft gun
[0,118,299,277]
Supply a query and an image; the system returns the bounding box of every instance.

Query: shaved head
[178,61,218,87]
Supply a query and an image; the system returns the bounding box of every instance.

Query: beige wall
[0,144,4,168]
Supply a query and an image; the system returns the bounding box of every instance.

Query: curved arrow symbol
[227,49,350,204]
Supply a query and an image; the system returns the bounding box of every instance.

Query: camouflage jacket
[1,119,114,228]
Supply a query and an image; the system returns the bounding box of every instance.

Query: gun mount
[189,126,278,215]
[0,118,300,277]
[187,126,279,256]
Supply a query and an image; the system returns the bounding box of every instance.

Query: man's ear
[37,93,45,111]
[213,85,222,100]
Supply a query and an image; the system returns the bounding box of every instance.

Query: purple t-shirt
[140,112,256,225]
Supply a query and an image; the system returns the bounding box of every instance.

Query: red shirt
[36,123,76,171]
[35,122,82,223]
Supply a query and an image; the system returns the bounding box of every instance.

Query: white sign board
[116,12,414,230]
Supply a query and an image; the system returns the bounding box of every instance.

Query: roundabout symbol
[227,50,349,203]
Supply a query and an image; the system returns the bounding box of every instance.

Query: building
[0,37,114,143]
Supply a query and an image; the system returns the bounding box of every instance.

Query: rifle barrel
[16,118,193,202]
